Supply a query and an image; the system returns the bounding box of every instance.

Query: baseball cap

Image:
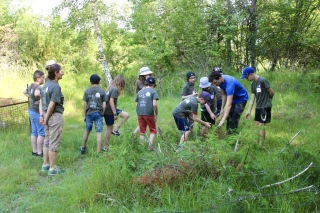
[90,74,101,84]
[45,60,56,68]
[199,77,211,88]
[199,91,211,103]
[186,72,196,80]
[145,77,156,86]
[213,67,223,74]
[240,66,255,79]
[139,67,153,76]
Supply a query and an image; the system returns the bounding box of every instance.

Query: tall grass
[0,67,319,212]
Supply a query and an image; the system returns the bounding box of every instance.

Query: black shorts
[255,107,271,123]
[201,111,215,124]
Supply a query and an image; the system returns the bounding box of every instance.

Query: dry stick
[157,143,162,154]
[281,130,302,152]
[261,162,313,189]
[234,132,241,153]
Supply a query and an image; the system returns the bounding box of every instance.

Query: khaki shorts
[44,113,64,152]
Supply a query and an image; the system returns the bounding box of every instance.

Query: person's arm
[220,89,227,116]
[83,101,87,122]
[102,102,106,115]
[44,101,56,125]
[267,88,275,99]
[245,93,255,120]
[204,103,216,120]
[39,98,44,124]
[23,89,29,98]
[182,91,198,100]
[192,113,211,128]
[153,100,158,121]
[218,95,233,128]
[109,98,117,120]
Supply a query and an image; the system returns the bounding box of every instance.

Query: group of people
[24,60,274,175]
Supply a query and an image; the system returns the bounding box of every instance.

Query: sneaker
[37,153,43,157]
[175,144,184,152]
[102,147,109,152]
[48,167,65,176]
[80,146,86,154]
[111,130,120,136]
[41,165,50,172]
[32,152,38,157]
[148,145,155,151]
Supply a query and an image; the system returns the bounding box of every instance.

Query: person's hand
[204,122,211,128]
[192,91,198,97]
[114,115,118,120]
[154,115,158,122]
[39,116,44,125]
[210,113,216,120]
[218,119,224,128]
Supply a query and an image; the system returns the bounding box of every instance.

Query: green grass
[0,68,319,212]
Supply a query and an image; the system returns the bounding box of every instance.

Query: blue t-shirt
[219,75,248,103]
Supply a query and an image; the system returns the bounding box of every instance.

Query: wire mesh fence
[0,97,30,132]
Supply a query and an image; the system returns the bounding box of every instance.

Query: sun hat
[145,77,156,86]
[240,66,255,79]
[186,72,196,80]
[139,67,153,76]
[199,77,211,88]
[199,91,211,103]
[90,74,101,84]
[45,60,56,68]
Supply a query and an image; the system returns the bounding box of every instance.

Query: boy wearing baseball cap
[135,77,159,151]
[172,91,212,148]
[241,66,275,145]
[181,72,198,100]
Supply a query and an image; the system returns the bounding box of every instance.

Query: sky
[31,0,61,15]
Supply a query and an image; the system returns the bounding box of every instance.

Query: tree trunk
[247,0,257,69]
[91,2,112,86]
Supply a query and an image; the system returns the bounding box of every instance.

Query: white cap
[45,60,56,68]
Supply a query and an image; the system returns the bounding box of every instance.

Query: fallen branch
[281,130,302,152]
[234,132,241,153]
[261,162,313,189]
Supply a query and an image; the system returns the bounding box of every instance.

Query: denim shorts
[86,112,103,132]
[28,109,45,137]
[173,115,190,132]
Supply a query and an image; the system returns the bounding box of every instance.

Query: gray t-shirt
[172,96,198,118]
[181,82,195,99]
[82,86,107,115]
[251,76,272,108]
[27,83,41,113]
[41,80,64,114]
[135,87,159,116]
[105,86,118,115]
[200,85,218,112]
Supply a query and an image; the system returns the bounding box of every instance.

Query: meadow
[0,67,319,212]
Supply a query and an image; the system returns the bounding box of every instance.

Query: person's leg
[42,119,50,169]
[113,110,129,132]
[33,111,44,156]
[133,126,140,137]
[48,113,64,170]
[94,113,104,152]
[254,107,271,145]
[229,102,246,134]
[180,130,191,143]
[104,125,113,149]
[146,116,157,150]
[82,130,90,148]
[29,110,39,155]
[138,116,147,144]
[36,136,44,156]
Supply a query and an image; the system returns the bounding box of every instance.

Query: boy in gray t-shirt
[172,92,212,147]
[241,66,275,145]
[80,74,107,154]
[135,77,159,151]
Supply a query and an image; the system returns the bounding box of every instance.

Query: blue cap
[199,91,211,103]
[240,67,255,79]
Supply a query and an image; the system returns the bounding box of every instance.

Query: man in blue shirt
[209,72,248,134]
